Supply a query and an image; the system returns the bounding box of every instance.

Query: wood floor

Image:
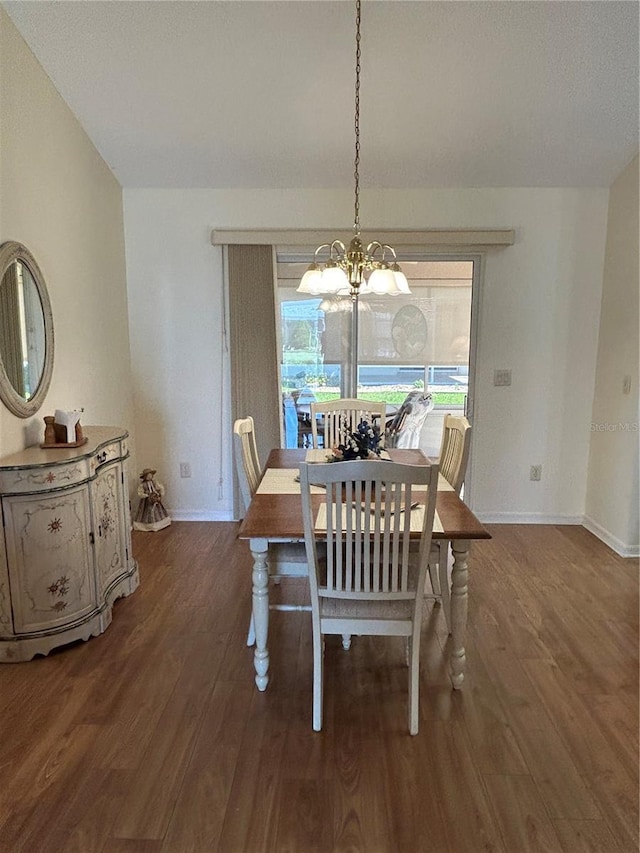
[0,523,637,853]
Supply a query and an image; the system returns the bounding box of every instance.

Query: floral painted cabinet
[0,427,139,661]
[3,484,95,634]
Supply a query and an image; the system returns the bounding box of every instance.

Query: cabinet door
[91,460,128,596]
[3,486,96,633]
[0,528,12,635]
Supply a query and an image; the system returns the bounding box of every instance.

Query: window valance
[211,228,514,249]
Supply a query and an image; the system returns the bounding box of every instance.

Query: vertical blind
[227,245,281,499]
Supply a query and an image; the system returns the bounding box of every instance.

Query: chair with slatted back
[233,417,310,646]
[310,398,387,450]
[439,414,472,495]
[300,459,439,735]
[233,416,262,510]
[430,414,472,631]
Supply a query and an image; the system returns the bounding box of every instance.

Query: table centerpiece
[328,417,383,461]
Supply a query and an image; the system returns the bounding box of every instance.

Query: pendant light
[297,0,410,300]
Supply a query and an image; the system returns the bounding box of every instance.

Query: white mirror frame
[0,241,54,418]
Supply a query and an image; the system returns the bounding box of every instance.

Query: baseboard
[474,511,639,557]
[475,512,584,525]
[169,510,235,522]
[582,515,640,558]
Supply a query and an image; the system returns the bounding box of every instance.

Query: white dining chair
[310,398,387,450]
[300,459,439,735]
[429,414,471,631]
[233,417,310,646]
[438,414,472,494]
[233,416,262,511]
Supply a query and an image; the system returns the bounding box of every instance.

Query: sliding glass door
[275,256,475,456]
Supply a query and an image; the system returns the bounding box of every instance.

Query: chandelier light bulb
[297,265,323,294]
[369,266,400,295]
[322,262,350,293]
[390,263,411,294]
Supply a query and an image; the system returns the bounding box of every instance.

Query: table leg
[450,539,469,689]
[250,537,270,691]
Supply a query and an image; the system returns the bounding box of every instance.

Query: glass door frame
[274,248,484,505]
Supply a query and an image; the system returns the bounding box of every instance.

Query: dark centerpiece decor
[329,417,383,461]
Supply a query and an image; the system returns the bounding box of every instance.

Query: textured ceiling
[3,0,638,189]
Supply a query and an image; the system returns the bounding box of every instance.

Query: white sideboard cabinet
[0,426,139,661]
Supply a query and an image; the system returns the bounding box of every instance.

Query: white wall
[123,186,609,524]
[3,5,632,549]
[585,156,639,556]
[0,9,134,459]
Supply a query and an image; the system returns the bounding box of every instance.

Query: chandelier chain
[353,0,361,235]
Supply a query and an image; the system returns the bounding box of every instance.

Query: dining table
[237,447,491,692]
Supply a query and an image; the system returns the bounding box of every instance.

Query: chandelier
[297,0,409,299]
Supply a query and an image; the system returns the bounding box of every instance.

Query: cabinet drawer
[0,459,90,495]
[92,440,124,472]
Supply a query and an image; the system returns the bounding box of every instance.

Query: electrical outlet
[179,462,192,478]
[530,465,542,481]
[494,369,512,387]
[623,374,632,395]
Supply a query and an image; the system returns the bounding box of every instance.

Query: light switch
[494,369,512,387]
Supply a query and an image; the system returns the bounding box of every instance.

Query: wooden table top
[238,448,491,542]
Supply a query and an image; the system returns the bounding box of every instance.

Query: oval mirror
[0,242,54,418]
